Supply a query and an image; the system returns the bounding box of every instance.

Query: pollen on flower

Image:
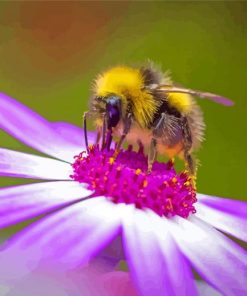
[109,157,115,165]
[71,145,197,218]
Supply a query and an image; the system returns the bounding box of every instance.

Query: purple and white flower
[1,93,247,296]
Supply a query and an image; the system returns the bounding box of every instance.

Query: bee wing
[156,85,234,106]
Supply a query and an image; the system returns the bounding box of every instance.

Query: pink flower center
[71,145,197,218]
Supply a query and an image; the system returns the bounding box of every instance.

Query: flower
[71,145,197,218]
[1,92,247,295]
[1,259,138,296]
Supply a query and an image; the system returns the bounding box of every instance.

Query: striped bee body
[86,63,232,176]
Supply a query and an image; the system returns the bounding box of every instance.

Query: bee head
[105,95,121,129]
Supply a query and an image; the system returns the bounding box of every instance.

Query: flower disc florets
[71,145,197,218]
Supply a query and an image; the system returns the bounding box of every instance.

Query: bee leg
[83,111,89,152]
[147,113,166,174]
[184,152,197,189]
[184,152,195,175]
[137,140,144,154]
[106,128,113,151]
[95,129,101,146]
[113,113,132,158]
[101,113,107,150]
[147,138,157,174]
[153,113,166,136]
[181,117,196,176]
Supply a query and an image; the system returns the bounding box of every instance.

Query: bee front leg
[113,113,132,158]
[137,140,144,154]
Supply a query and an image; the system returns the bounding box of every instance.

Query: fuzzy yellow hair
[94,66,159,127]
[168,93,193,114]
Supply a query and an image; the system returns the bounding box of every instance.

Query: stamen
[71,145,197,218]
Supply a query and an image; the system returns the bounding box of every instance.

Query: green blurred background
[0,1,246,201]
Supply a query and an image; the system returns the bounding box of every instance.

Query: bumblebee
[84,64,233,176]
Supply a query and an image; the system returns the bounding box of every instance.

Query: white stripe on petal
[166,215,247,296]
[0,181,92,228]
[0,148,73,180]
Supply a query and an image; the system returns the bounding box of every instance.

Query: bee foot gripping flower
[71,145,196,218]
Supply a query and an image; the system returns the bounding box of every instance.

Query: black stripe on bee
[149,97,181,129]
[140,67,161,86]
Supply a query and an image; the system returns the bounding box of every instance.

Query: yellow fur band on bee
[94,66,159,127]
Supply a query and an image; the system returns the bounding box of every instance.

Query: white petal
[0,148,72,180]
[196,280,222,296]
[196,194,247,242]
[0,198,122,279]
[166,215,247,296]
[0,93,83,162]
[0,181,91,228]
[122,207,198,296]
[149,211,198,296]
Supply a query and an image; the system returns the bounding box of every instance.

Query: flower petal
[100,271,138,296]
[52,122,96,147]
[0,148,72,180]
[167,215,247,296]
[150,211,198,296]
[2,266,136,296]
[0,197,122,278]
[0,93,83,162]
[122,207,198,296]
[0,181,91,228]
[196,194,247,242]
[122,207,166,296]
[196,281,221,296]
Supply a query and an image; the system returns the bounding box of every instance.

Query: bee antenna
[83,112,89,152]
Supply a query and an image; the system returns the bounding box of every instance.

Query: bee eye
[106,95,121,128]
